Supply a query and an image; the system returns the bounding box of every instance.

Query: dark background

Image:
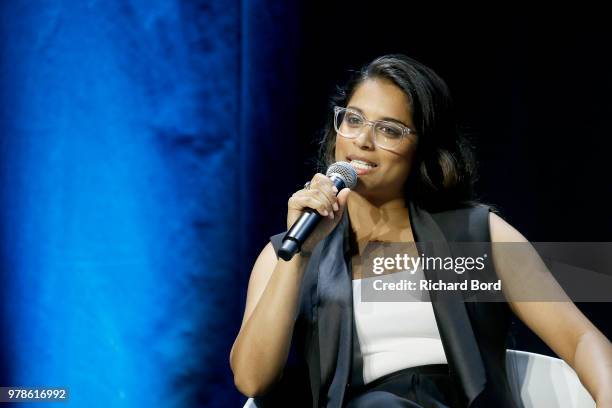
[242,5,612,404]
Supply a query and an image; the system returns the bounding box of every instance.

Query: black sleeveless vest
[253,201,518,408]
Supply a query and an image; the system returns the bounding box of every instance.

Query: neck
[347,192,413,250]
[347,191,408,213]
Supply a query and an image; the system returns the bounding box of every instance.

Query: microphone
[278,161,358,261]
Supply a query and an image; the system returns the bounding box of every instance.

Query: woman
[229,54,612,407]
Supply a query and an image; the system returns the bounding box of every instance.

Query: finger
[288,194,329,216]
[307,189,333,220]
[310,173,335,193]
[295,188,332,212]
[311,188,334,215]
[332,192,339,212]
[320,182,338,211]
[310,174,339,211]
[298,190,334,219]
[293,182,337,218]
[336,188,351,211]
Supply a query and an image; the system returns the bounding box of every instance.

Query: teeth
[350,159,376,169]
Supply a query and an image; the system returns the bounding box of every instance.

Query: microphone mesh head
[326,161,358,189]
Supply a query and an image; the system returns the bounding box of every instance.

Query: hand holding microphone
[279,162,358,261]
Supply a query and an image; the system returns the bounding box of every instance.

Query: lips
[347,155,377,167]
[347,155,377,175]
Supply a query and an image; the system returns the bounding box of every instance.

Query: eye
[345,112,364,126]
[376,123,403,138]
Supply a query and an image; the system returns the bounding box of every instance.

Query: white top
[352,270,447,384]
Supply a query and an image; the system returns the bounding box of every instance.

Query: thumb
[335,188,351,215]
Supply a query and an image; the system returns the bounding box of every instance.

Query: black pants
[344,364,463,408]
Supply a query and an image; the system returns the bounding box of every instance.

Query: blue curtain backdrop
[0,1,300,407]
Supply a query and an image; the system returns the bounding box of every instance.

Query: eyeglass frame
[333,106,417,150]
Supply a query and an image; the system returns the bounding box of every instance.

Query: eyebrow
[347,106,412,129]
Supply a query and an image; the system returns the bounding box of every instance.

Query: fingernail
[330,212,334,220]
[333,202,339,211]
[322,209,328,216]
[333,186,338,193]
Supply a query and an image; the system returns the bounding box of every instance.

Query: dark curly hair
[317,54,479,211]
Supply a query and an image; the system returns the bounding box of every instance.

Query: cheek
[388,158,411,181]
[385,149,416,182]
[397,141,418,160]
[334,137,347,160]
[394,144,417,170]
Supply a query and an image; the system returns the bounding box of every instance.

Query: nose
[353,123,375,150]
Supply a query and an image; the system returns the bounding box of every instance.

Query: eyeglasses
[334,106,417,150]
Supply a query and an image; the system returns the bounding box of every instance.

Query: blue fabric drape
[0,1,299,406]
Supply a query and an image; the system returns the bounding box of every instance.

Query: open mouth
[348,158,378,171]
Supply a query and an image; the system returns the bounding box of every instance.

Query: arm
[230,174,350,397]
[489,212,612,407]
[229,243,309,397]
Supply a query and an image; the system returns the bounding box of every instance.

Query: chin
[354,182,380,197]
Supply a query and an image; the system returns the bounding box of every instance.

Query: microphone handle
[278,175,346,261]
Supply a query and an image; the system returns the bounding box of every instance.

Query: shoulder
[429,202,493,219]
[427,203,494,241]
[488,211,529,243]
[441,203,529,243]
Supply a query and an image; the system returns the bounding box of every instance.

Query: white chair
[243,397,258,407]
[243,349,595,407]
[505,349,595,407]
[243,398,256,407]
